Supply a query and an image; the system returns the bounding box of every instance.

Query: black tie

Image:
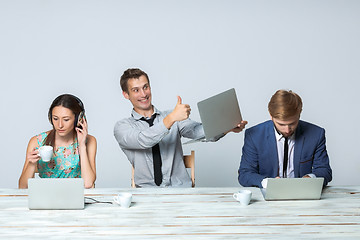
[283,137,289,178]
[140,115,163,186]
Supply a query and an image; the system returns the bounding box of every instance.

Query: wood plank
[0,186,359,239]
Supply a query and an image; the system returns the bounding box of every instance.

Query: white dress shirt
[275,129,295,178]
[114,107,223,188]
[261,127,315,188]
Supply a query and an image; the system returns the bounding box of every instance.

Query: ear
[123,91,130,100]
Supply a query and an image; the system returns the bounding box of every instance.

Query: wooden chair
[183,150,195,187]
[131,150,195,188]
[131,167,136,188]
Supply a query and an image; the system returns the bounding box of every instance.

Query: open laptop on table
[28,178,84,210]
[183,88,243,144]
[260,178,324,201]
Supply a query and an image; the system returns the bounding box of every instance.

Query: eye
[143,85,148,90]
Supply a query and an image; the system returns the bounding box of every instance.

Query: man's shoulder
[115,116,133,124]
[298,120,325,133]
[113,108,171,128]
[158,109,172,116]
[114,115,137,132]
[246,120,273,133]
[243,120,273,140]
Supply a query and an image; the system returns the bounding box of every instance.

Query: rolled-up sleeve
[178,118,204,139]
[178,118,224,142]
[114,119,169,150]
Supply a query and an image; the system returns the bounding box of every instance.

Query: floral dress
[36,132,81,178]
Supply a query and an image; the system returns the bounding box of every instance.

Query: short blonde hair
[268,90,302,120]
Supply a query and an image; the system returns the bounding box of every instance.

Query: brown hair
[120,68,149,93]
[44,94,84,149]
[268,90,302,120]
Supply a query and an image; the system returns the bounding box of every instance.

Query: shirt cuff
[261,178,268,188]
[262,174,316,189]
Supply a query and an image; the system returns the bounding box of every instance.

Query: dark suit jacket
[238,120,332,188]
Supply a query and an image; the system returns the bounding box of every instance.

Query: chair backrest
[183,150,195,187]
[131,166,136,188]
[131,150,195,188]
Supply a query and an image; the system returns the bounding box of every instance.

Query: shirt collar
[273,127,295,141]
[131,106,160,120]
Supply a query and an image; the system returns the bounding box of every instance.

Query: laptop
[260,178,324,201]
[183,88,242,144]
[28,178,84,210]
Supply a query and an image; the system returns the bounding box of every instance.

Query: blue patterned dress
[36,132,81,178]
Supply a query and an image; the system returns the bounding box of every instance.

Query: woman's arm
[18,136,40,188]
[76,118,97,188]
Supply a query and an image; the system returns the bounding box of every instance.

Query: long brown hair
[43,94,84,149]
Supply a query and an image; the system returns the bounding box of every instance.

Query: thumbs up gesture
[177,96,182,104]
[172,96,191,121]
[163,96,192,129]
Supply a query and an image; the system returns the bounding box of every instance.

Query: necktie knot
[140,114,156,126]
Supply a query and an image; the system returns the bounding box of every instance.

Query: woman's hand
[27,148,41,164]
[76,117,97,188]
[76,117,88,147]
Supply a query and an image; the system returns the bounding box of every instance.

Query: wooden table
[0,186,359,239]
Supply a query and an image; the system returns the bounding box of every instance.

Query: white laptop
[28,178,84,210]
[260,178,324,201]
[184,88,242,144]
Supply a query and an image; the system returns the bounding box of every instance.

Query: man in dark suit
[238,90,332,188]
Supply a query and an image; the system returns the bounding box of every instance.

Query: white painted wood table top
[0,186,359,239]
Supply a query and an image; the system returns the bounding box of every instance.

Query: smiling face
[51,106,76,137]
[271,115,300,138]
[122,75,153,116]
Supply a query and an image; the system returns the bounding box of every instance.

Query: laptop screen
[28,178,84,210]
[197,88,242,139]
[261,178,324,201]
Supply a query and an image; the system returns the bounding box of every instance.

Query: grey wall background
[1,0,359,188]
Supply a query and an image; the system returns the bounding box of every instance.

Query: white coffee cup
[114,193,132,208]
[233,189,252,206]
[38,146,53,162]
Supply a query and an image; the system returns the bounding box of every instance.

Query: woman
[19,94,97,188]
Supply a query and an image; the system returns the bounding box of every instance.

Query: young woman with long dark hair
[19,94,97,188]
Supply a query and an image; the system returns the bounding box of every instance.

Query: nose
[58,119,64,129]
[284,125,293,134]
[139,89,147,97]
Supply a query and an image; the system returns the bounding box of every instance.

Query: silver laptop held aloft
[184,88,242,144]
[261,178,324,201]
[28,178,84,210]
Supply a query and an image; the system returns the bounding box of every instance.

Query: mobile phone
[77,111,85,129]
